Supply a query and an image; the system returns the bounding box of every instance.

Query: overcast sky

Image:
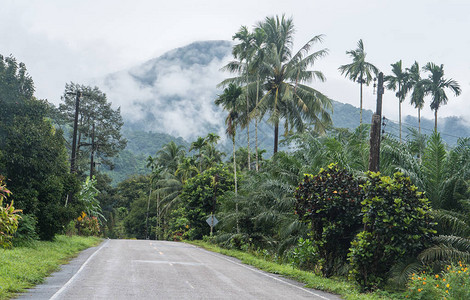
[2,0,469,126]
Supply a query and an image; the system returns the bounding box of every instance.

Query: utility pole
[69,91,82,173]
[368,72,384,172]
[65,90,81,207]
[89,122,95,179]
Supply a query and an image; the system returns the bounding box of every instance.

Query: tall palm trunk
[434,109,438,132]
[359,75,363,125]
[274,123,279,154]
[232,133,239,234]
[398,83,402,143]
[246,69,251,170]
[255,74,259,172]
[418,108,421,135]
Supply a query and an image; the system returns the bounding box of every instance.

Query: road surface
[17,239,341,299]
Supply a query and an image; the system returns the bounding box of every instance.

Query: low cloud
[93,41,232,141]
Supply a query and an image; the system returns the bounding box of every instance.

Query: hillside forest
[1,14,470,297]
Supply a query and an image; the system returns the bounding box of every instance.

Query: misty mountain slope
[98,40,233,140]
[98,40,469,150]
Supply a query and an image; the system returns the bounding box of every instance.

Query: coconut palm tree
[232,26,255,170]
[338,39,379,125]
[407,61,425,135]
[189,137,207,173]
[421,63,461,131]
[156,141,185,174]
[215,83,243,233]
[385,60,409,142]
[255,15,332,154]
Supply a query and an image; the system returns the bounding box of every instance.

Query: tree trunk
[255,74,259,172]
[434,109,438,132]
[233,133,239,234]
[359,79,363,125]
[418,108,421,135]
[274,123,279,154]
[399,100,402,143]
[399,84,402,143]
[246,68,251,170]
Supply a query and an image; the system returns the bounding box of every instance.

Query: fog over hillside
[95,40,470,146]
[96,40,232,140]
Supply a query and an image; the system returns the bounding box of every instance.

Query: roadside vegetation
[0,235,101,300]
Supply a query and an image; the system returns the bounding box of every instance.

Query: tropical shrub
[406,263,470,299]
[76,212,100,236]
[0,176,22,248]
[12,214,39,246]
[294,163,364,276]
[180,165,234,239]
[288,238,319,271]
[79,176,106,223]
[348,172,436,290]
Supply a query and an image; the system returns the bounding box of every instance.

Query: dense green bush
[406,263,470,299]
[13,214,39,246]
[0,177,21,248]
[348,172,436,290]
[180,165,234,239]
[294,163,364,276]
[288,238,319,271]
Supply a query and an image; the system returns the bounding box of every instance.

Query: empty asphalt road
[18,239,341,300]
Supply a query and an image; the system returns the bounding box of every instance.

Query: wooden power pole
[368,72,384,172]
[70,91,82,173]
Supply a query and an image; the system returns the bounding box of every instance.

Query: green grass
[186,240,401,300]
[0,235,101,300]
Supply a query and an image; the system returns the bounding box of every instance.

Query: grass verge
[0,235,101,300]
[186,240,400,300]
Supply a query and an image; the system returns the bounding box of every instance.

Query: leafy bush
[13,214,39,246]
[406,263,470,299]
[348,172,436,290]
[0,176,22,248]
[76,212,100,236]
[294,163,364,276]
[180,165,234,239]
[289,238,319,271]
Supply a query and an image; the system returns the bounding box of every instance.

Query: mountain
[98,40,470,183]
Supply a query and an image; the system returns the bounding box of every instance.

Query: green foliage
[78,176,105,223]
[0,235,100,300]
[180,165,234,239]
[12,214,39,246]
[0,177,21,248]
[0,55,81,241]
[406,263,470,300]
[76,212,101,236]
[58,82,127,173]
[294,163,364,276]
[288,238,319,271]
[349,172,436,290]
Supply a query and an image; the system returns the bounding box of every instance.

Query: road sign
[206,215,219,227]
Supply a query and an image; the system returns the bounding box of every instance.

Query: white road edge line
[200,248,333,300]
[50,239,110,300]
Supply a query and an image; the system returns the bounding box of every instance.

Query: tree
[59,83,127,175]
[189,136,207,173]
[232,26,255,170]
[215,84,243,233]
[156,141,185,174]
[407,61,425,135]
[0,55,81,240]
[421,63,461,131]
[256,15,332,153]
[385,60,409,142]
[180,165,235,239]
[338,39,379,125]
